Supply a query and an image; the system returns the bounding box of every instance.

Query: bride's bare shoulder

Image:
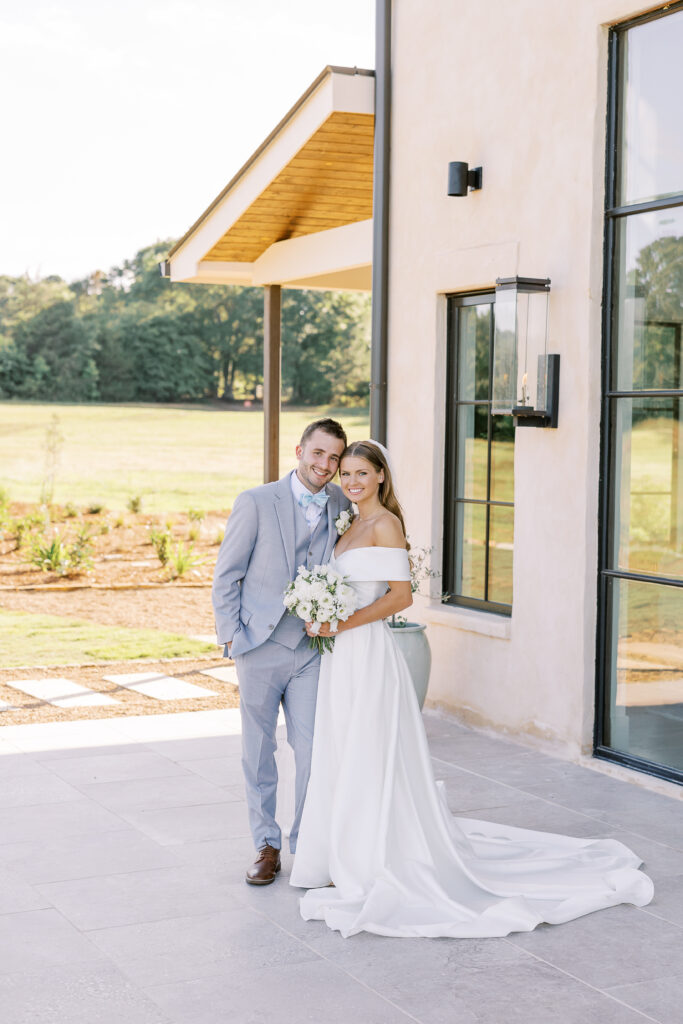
[372,512,407,549]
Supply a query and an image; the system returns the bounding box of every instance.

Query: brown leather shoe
[245,844,281,885]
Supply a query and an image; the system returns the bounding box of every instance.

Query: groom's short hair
[300,418,347,447]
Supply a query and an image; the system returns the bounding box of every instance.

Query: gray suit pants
[234,637,320,854]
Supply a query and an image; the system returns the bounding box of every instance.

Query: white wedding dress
[289,546,654,939]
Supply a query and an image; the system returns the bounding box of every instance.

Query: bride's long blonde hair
[342,441,409,550]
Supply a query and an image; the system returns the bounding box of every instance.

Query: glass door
[597,4,683,782]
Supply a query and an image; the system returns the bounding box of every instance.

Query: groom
[212,418,350,885]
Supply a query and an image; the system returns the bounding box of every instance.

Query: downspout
[370,0,391,444]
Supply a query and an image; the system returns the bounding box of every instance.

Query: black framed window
[596,3,683,784]
[444,293,515,615]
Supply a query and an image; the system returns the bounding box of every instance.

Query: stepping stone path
[200,665,239,685]
[4,678,119,708]
[102,672,218,701]
[1,669,225,715]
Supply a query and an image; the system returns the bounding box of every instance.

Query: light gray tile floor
[0,707,681,1024]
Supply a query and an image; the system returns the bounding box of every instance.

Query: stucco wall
[387,0,657,756]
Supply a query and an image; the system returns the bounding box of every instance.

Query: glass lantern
[492,277,558,428]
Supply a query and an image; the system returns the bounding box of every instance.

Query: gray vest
[270,496,331,650]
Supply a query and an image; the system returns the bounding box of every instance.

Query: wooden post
[263,284,281,483]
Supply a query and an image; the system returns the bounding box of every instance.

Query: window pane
[456,405,488,499]
[610,397,683,579]
[612,208,683,391]
[488,505,513,606]
[455,502,486,600]
[445,294,514,613]
[490,415,515,502]
[604,577,683,772]
[618,9,683,206]
[457,304,491,401]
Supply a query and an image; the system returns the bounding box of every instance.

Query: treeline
[0,241,371,406]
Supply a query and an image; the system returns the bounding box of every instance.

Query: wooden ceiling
[203,110,374,264]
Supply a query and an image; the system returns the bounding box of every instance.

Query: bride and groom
[212,418,653,939]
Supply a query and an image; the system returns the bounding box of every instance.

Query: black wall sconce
[491,276,560,428]
[447,161,482,196]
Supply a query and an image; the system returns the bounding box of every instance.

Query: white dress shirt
[290,470,327,533]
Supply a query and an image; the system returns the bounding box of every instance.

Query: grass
[0,402,370,513]
[0,610,217,668]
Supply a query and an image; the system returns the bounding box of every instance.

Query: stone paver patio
[0,708,682,1024]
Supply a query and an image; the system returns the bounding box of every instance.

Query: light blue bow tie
[299,491,328,510]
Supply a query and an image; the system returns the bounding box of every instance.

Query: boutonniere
[335,509,353,536]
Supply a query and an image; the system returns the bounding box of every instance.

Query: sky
[0,0,375,283]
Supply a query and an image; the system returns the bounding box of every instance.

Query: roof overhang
[167,66,375,291]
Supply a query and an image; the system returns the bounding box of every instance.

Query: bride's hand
[305,621,339,638]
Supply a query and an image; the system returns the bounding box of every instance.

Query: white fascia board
[284,266,373,291]
[331,71,374,115]
[251,219,373,286]
[175,219,373,289]
[170,71,374,273]
[172,261,255,286]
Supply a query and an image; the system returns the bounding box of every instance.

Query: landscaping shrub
[167,541,202,579]
[149,526,172,566]
[9,510,49,549]
[29,529,93,577]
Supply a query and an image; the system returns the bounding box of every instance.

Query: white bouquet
[283,563,357,654]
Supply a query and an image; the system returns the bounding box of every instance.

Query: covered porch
[164,66,375,481]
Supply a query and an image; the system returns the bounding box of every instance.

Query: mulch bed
[0,584,218,637]
[0,503,228,589]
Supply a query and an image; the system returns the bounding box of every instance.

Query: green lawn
[0,402,369,513]
[0,610,217,668]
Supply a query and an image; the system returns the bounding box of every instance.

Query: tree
[629,234,683,392]
[0,240,372,406]
[0,274,72,332]
[4,301,98,401]
[191,286,264,400]
[282,290,370,405]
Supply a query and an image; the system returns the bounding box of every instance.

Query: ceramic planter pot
[388,621,431,710]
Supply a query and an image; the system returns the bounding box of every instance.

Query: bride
[289,440,654,939]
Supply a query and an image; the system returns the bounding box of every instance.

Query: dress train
[290,547,653,938]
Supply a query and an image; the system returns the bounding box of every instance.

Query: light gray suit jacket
[212,473,351,657]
